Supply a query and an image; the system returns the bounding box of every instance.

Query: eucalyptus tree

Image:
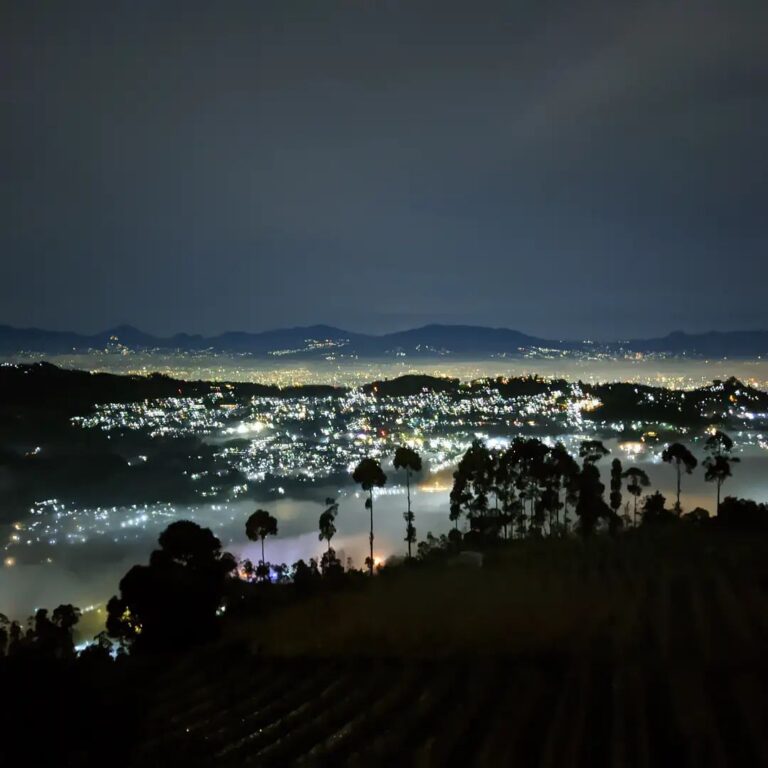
[450,440,491,532]
[622,466,651,526]
[318,497,339,555]
[353,457,387,573]
[496,446,522,538]
[393,446,423,558]
[510,438,550,535]
[318,499,342,579]
[609,458,623,527]
[579,439,610,465]
[487,448,506,534]
[449,471,469,531]
[246,509,279,567]
[661,443,698,513]
[536,451,564,536]
[574,462,612,536]
[564,474,581,533]
[703,431,739,514]
[549,443,579,533]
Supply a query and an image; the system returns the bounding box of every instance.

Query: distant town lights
[235,421,265,435]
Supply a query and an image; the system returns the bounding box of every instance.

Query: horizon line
[3,320,768,345]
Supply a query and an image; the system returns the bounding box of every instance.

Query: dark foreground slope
[150,533,768,767]
[5,530,768,767]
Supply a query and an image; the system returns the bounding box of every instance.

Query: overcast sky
[2,0,766,339]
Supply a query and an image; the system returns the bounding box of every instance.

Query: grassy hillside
[120,530,768,766]
[4,529,768,766]
[237,532,768,660]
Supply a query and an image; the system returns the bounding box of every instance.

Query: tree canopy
[106,521,236,651]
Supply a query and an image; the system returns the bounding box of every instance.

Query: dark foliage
[715,496,768,530]
[106,521,236,651]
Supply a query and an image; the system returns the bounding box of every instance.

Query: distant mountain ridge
[1,323,768,358]
[624,330,768,357]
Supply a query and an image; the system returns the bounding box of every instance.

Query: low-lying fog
[9,352,768,389]
[3,440,768,640]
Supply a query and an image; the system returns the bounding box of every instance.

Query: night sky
[2,0,767,340]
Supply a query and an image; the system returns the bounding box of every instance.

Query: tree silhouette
[485,449,507,534]
[106,520,236,651]
[451,440,494,534]
[717,497,768,530]
[246,509,278,568]
[622,466,650,526]
[538,456,562,536]
[641,490,678,525]
[496,448,521,539]
[8,620,23,656]
[494,446,515,538]
[449,470,470,531]
[683,507,710,524]
[393,446,422,558]
[703,431,739,514]
[661,443,698,513]
[78,630,114,665]
[0,613,9,657]
[291,559,321,593]
[241,558,255,581]
[318,497,339,554]
[450,441,489,531]
[0,604,83,660]
[609,458,623,521]
[320,547,344,581]
[51,604,81,658]
[353,457,387,574]
[579,440,610,465]
[550,443,580,534]
[510,438,550,536]
[574,462,612,536]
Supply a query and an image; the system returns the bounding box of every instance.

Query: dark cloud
[1,0,766,338]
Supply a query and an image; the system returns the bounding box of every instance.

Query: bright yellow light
[4,557,16,567]
[419,480,452,493]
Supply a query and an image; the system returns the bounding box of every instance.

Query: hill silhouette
[4,322,768,357]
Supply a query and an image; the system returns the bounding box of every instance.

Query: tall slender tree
[609,458,623,526]
[703,431,739,514]
[450,440,491,533]
[318,497,339,555]
[393,446,422,558]
[497,446,522,538]
[661,443,698,514]
[246,509,278,567]
[622,466,650,526]
[550,443,579,534]
[353,457,387,574]
[574,462,612,536]
[511,438,550,536]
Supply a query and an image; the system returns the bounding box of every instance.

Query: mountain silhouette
[1,323,768,358]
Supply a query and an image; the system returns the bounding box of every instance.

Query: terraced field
[134,656,768,766]
[130,535,768,767]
